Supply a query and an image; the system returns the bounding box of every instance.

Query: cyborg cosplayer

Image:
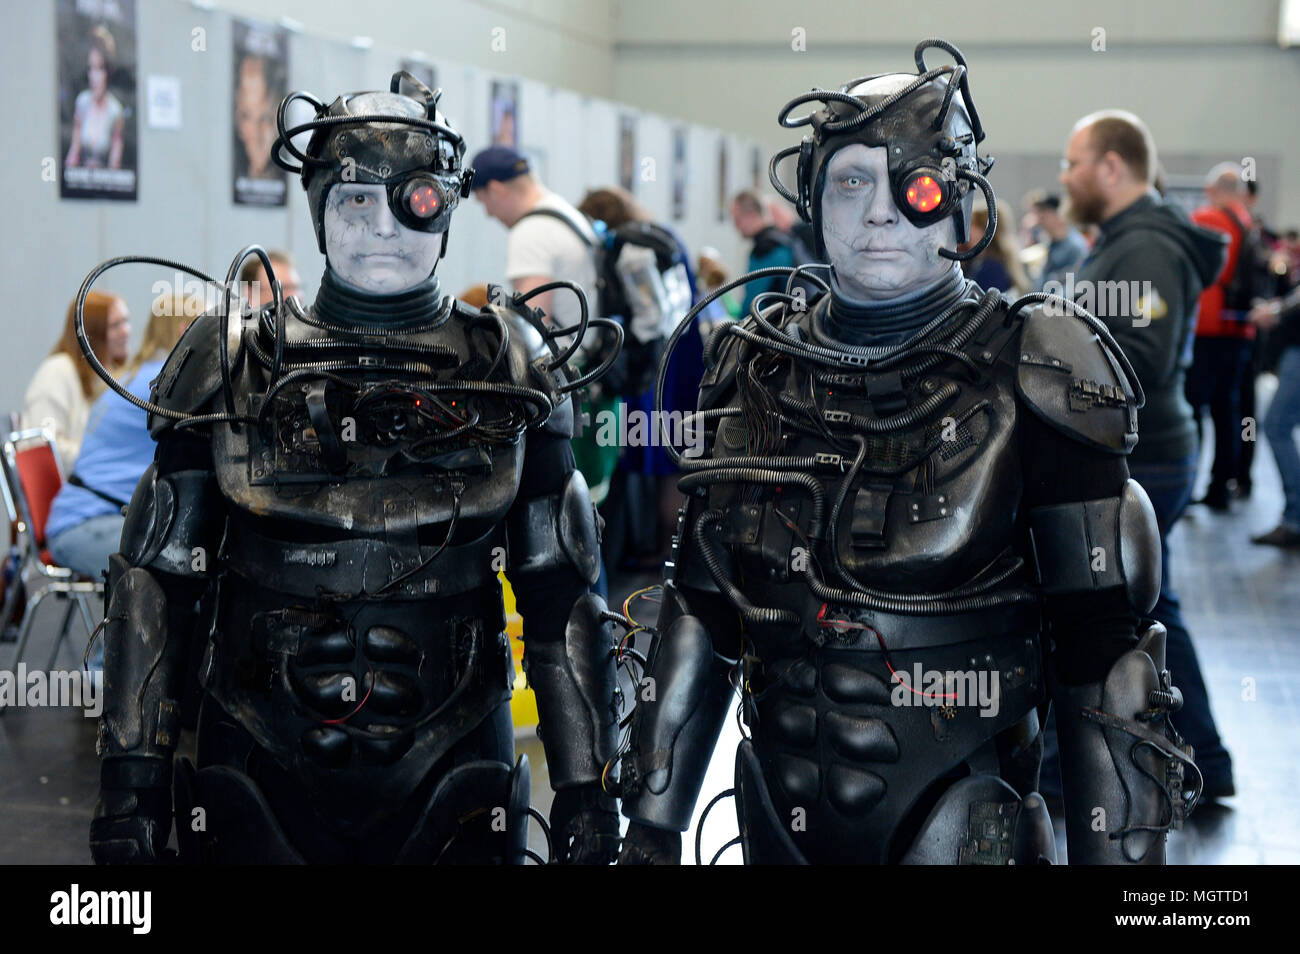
[82,73,623,864]
[618,40,1201,865]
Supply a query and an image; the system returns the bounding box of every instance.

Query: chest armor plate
[707,306,1026,597]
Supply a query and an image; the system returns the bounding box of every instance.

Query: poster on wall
[671,126,687,222]
[751,145,763,190]
[399,59,437,94]
[716,138,728,223]
[232,19,289,207]
[490,80,519,147]
[618,114,636,194]
[56,0,138,201]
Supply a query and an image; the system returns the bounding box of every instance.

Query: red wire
[815,602,958,702]
[321,660,376,725]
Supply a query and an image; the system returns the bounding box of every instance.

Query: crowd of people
[9,122,1299,808]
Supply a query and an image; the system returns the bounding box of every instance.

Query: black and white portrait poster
[232,19,288,207]
[671,126,687,222]
[56,0,138,201]
[618,114,636,194]
[490,80,518,148]
[399,59,437,94]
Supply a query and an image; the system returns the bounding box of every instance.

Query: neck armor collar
[817,264,972,346]
[311,266,449,329]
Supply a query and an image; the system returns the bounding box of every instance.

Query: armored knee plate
[176,762,306,864]
[99,554,181,758]
[1028,478,1161,614]
[621,611,736,831]
[398,755,532,864]
[1052,622,1199,864]
[523,593,619,788]
[734,739,808,864]
[899,775,1056,865]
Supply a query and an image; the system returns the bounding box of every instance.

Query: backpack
[1223,208,1273,312]
[518,209,693,394]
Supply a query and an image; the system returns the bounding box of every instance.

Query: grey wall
[613,0,1300,227]
[0,0,764,417]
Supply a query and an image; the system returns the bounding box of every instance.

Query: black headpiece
[770,39,998,261]
[272,71,473,257]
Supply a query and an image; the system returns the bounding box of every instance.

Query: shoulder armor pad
[148,308,244,438]
[1014,303,1138,454]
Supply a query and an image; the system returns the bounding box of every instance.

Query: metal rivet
[981,350,993,361]
[938,495,946,503]
[912,503,919,510]
[1021,353,1031,360]
[940,507,947,516]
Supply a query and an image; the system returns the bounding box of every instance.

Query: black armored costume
[618,42,1200,865]
[86,74,622,864]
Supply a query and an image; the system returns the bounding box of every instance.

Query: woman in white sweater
[23,291,130,469]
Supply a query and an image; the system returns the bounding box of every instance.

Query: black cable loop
[694,788,738,866]
[776,89,867,129]
[74,255,246,426]
[526,807,553,864]
[694,510,800,626]
[914,38,985,142]
[938,168,996,262]
[555,317,624,394]
[767,143,804,205]
[822,66,958,136]
[220,246,283,418]
[273,110,467,175]
[513,279,590,370]
[932,64,966,131]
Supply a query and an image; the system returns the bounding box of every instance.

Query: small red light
[407,184,440,218]
[905,175,944,214]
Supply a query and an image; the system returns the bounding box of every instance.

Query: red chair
[0,429,102,699]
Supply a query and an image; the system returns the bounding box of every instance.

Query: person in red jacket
[1186,164,1257,510]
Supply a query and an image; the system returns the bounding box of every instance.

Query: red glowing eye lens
[407,184,440,218]
[905,175,944,213]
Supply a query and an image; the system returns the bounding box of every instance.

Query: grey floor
[2,388,1297,864]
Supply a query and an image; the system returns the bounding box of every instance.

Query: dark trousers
[1040,452,1234,793]
[1186,335,1253,494]
[1238,339,1260,488]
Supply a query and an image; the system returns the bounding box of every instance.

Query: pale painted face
[819,143,956,301]
[323,183,441,295]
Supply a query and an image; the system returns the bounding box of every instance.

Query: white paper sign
[146,75,182,130]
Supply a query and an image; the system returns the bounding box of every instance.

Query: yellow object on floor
[500,572,538,731]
